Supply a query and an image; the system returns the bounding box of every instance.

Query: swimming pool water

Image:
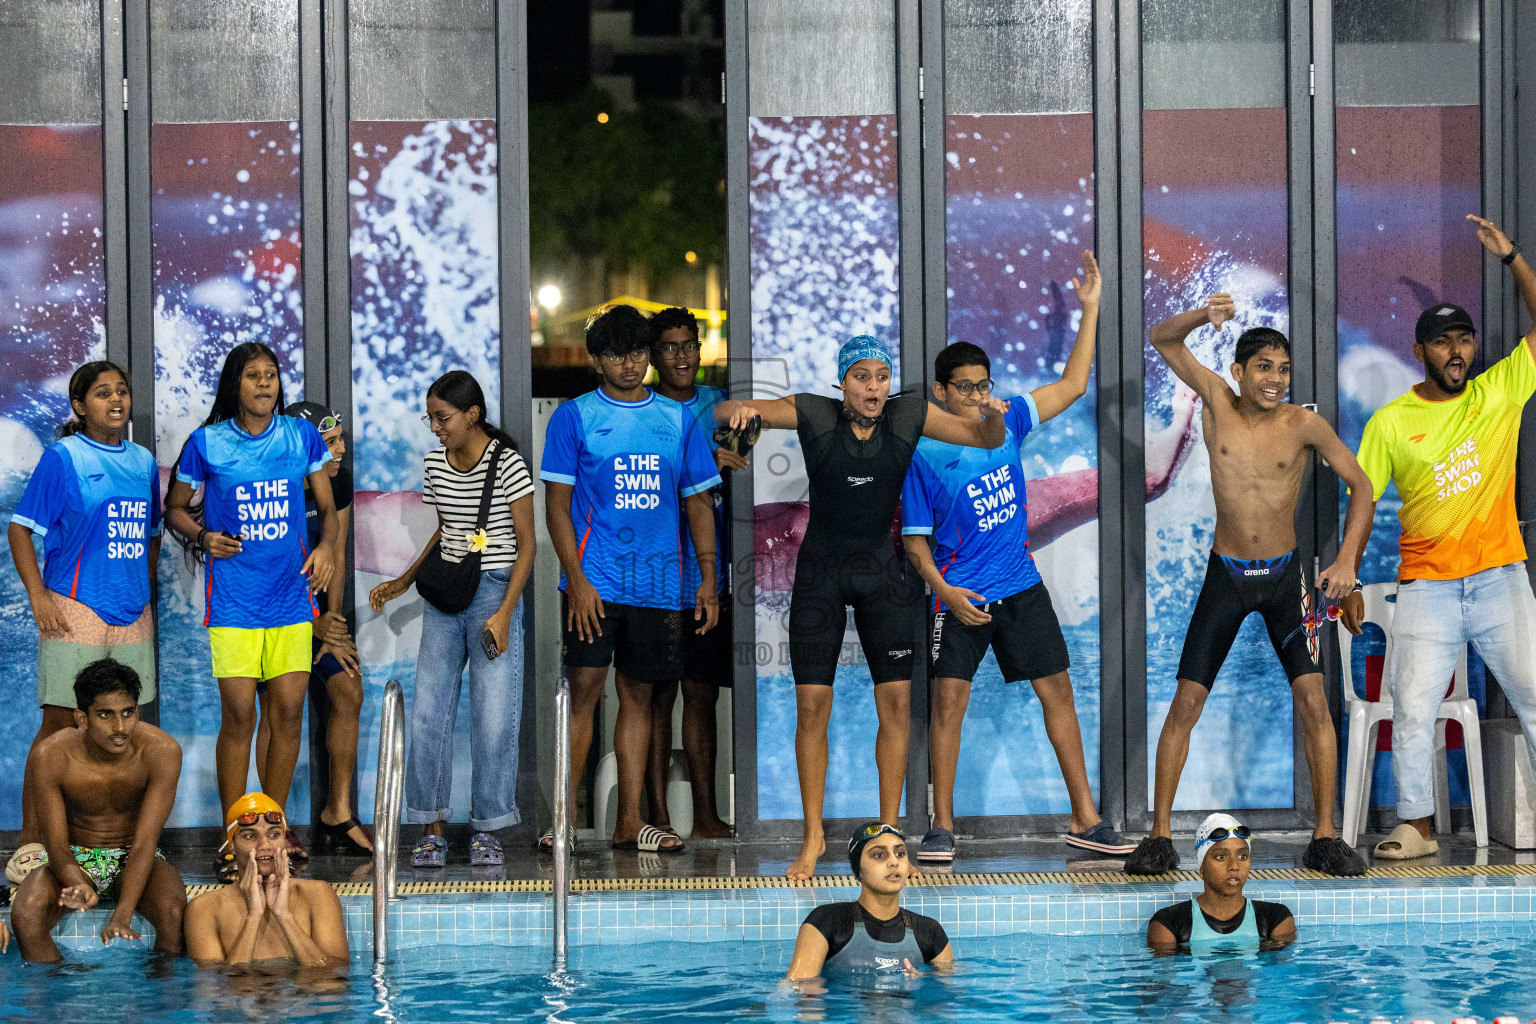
[5,920,1534,1024]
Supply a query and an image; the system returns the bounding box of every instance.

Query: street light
[537,284,562,311]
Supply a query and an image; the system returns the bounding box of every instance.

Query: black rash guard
[804,902,949,965]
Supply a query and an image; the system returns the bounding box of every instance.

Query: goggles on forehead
[315,413,341,432]
[853,822,905,843]
[1206,825,1251,844]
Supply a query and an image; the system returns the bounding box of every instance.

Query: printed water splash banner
[349,120,500,825]
[0,126,106,829]
[1335,103,1483,809]
[152,121,308,826]
[942,113,1105,817]
[749,114,901,820]
[1142,106,1294,812]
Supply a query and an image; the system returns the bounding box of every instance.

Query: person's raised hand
[976,395,1012,418]
[1206,293,1236,331]
[940,585,991,627]
[1467,214,1515,258]
[1339,590,1365,636]
[100,914,142,946]
[1071,250,1102,306]
[58,882,98,912]
[368,577,408,612]
[238,848,267,919]
[30,591,71,638]
[268,844,293,920]
[204,531,243,559]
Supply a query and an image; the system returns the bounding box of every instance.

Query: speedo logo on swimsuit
[888,649,912,659]
[847,476,875,487]
[874,957,902,971]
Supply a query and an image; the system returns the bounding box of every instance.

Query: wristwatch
[1504,241,1522,265]
[1352,579,1364,594]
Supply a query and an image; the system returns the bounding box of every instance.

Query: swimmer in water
[1146,813,1295,952]
[785,823,954,979]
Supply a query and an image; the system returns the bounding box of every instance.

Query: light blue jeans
[1387,562,1536,820]
[405,567,525,831]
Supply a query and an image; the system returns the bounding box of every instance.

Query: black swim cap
[847,822,904,878]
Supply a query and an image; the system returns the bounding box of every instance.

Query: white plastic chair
[591,749,694,840]
[1339,582,1484,847]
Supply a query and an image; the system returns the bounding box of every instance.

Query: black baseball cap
[283,400,343,432]
[1415,303,1476,347]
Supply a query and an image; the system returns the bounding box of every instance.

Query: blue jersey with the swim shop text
[900,396,1042,611]
[10,434,162,625]
[539,388,721,609]
[176,416,331,628]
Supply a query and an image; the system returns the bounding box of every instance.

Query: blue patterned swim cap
[837,335,893,381]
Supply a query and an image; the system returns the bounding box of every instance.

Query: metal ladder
[552,676,572,969]
[373,678,405,963]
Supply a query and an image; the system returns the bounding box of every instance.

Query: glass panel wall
[747,0,900,821]
[1334,0,1481,812]
[348,0,499,824]
[941,0,1100,817]
[1141,0,1293,811]
[0,0,106,827]
[150,0,307,826]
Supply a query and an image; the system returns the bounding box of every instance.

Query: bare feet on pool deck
[690,818,734,840]
[787,836,826,880]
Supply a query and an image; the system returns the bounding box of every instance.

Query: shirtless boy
[11,658,185,962]
[1125,295,1375,878]
[185,792,348,967]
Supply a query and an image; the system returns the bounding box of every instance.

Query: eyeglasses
[944,378,994,396]
[421,410,460,428]
[600,349,652,366]
[233,811,285,829]
[655,341,702,357]
[1205,825,1251,843]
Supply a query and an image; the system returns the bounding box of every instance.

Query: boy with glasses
[540,304,721,854]
[901,251,1132,863]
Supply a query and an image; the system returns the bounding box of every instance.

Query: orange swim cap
[224,791,286,837]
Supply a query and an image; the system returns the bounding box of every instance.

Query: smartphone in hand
[481,628,500,660]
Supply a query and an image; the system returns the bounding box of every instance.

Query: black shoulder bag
[414,442,505,614]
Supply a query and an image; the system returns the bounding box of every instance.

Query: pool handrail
[553,675,572,968]
[373,677,405,963]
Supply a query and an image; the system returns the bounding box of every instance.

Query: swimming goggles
[1204,825,1251,843]
[232,810,286,828]
[850,823,906,849]
[313,412,341,432]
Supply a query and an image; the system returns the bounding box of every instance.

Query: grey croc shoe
[917,828,956,863]
[411,833,447,868]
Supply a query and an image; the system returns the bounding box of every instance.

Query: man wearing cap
[716,337,1010,880]
[786,822,953,979]
[1147,814,1295,950]
[264,402,371,858]
[185,792,349,967]
[1360,214,1536,861]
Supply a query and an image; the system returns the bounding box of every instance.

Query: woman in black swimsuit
[716,336,1009,879]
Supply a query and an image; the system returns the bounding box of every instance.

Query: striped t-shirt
[422,441,534,570]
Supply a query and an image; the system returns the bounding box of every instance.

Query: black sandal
[315,815,375,857]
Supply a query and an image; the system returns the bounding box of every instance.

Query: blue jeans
[1387,563,1536,820]
[405,568,525,831]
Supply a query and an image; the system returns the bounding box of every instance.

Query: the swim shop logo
[1433,436,1482,502]
[847,476,875,487]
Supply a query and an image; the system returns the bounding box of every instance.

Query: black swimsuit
[788,393,926,686]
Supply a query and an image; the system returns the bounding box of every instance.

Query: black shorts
[562,596,684,683]
[788,547,923,686]
[930,582,1070,683]
[1177,550,1319,689]
[681,598,734,687]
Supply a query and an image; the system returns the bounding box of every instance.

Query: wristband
[1352,580,1364,594]
[1504,242,1521,265]
[196,528,208,549]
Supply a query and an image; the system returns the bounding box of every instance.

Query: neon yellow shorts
[208,623,313,681]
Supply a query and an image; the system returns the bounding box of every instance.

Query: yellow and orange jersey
[1358,340,1536,581]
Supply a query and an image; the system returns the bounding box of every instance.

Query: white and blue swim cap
[1194,812,1251,864]
[837,335,893,381]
